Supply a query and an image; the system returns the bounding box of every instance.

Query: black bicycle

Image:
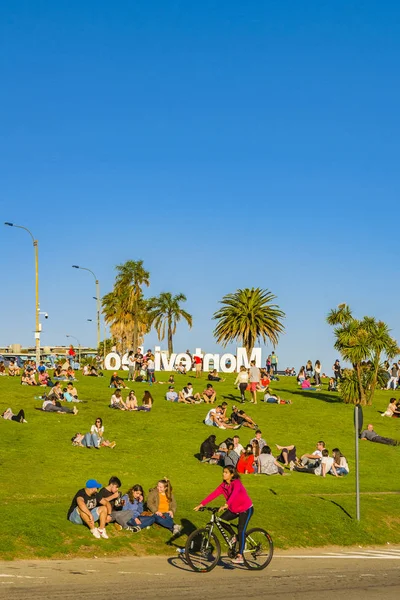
[185,507,273,572]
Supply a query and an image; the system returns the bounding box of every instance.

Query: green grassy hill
[1,371,399,560]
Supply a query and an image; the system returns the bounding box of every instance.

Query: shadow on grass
[284,390,343,404]
[317,496,353,519]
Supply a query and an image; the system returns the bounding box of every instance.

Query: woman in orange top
[146,479,182,535]
[236,445,255,474]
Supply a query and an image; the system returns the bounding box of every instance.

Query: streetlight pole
[4,222,40,365]
[72,265,101,349]
[66,334,81,365]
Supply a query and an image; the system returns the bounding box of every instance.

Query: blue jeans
[335,467,349,476]
[128,514,156,529]
[83,433,100,448]
[154,513,175,531]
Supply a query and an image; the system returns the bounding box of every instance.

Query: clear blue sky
[1,1,399,372]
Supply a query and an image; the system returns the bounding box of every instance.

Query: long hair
[127,484,144,504]
[332,447,344,463]
[223,465,240,480]
[143,391,153,404]
[94,417,103,428]
[158,478,172,502]
[252,439,260,457]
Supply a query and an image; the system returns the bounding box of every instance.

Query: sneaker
[126,526,141,533]
[22,419,28,423]
[73,406,78,415]
[234,424,241,429]
[218,425,227,430]
[90,528,101,539]
[231,556,244,564]
[172,524,182,536]
[98,528,109,539]
[109,442,116,449]
[114,523,123,531]
[289,461,295,471]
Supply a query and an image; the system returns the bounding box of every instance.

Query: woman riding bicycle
[194,465,253,564]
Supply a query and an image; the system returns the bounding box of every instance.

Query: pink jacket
[201,479,253,514]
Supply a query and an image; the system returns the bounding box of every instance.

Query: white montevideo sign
[103,347,262,373]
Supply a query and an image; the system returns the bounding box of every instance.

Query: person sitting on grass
[67,479,108,539]
[233,435,244,456]
[38,370,50,386]
[293,441,325,472]
[21,368,37,386]
[137,390,153,411]
[165,385,179,402]
[179,383,201,404]
[332,448,349,476]
[97,476,122,524]
[42,397,78,414]
[250,429,267,451]
[204,406,239,430]
[1,407,27,423]
[72,418,116,449]
[257,446,285,476]
[275,443,298,468]
[125,390,138,410]
[208,369,225,382]
[66,366,77,381]
[48,381,65,401]
[328,377,337,392]
[168,374,175,384]
[301,376,318,391]
[110,389,128,410]
[236,444,255,474]
[8,360,20,376]
[230,406,258,430]
[176,361,187,375]
[314,449,339,477]
[109,372,128,389]
[202,383,216,404]
[200,434,219,462]
[381,398,400,418]
[64,382,80,402]
[360,423,399,446]
[224,442,239,468]
[128,478,182,535]
[113,484,147,531]
[0,361,7,376]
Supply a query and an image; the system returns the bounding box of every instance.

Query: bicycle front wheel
[243,528,274,570]
[185,527,221,572]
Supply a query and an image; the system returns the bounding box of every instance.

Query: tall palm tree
[148,292,192,354]
[213,288,285,357]
[102,260,150,351]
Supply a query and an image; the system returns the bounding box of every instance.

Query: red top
[236,454,255,474]
[68,348,76,357]
[194,356,202,364]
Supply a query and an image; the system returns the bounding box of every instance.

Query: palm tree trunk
[355,363,367,405]
[367,352,381,405]
[168,318,173,355]
[133,297,138,351]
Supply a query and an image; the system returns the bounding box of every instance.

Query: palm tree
[327,305,399,405]
[213,288,285,357]
[148,292,192,354]
[102,260,150,351]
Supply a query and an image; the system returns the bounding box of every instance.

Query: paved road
[1,547,400,599]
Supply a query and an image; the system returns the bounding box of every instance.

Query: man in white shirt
[293,441,325,472]
[314,449,339,477]
[233,435,244,456]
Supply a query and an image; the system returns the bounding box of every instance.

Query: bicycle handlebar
[199,506,220,514]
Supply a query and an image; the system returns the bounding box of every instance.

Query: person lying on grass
[1,407,27,423]
[262,387,292,404]
[42,397,78,414]
[67,479,108,539]
[360,423,399,446]
[230,405,258,430]
[126,478,182,535]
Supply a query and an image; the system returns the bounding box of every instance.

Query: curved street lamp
[72,265,101,349]
[4,222,40,365]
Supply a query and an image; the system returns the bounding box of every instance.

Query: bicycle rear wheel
[243,528,273,570]
[185,528,221,572]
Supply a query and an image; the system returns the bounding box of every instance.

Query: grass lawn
[1,370,400,560]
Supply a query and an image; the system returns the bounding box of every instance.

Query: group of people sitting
[68,476,182,538]
[164,382,217,404]
[109,389,153,412]
[200,434,350,477]
[204,403,258,430]
[0,359,21,376]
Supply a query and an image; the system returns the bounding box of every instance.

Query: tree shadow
[317,496,353,519]
[283,389,343,404]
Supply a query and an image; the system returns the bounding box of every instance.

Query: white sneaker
[98,528,109,539]
[218,425,227,429]
[172,524,182,536]
[90,528,101,539]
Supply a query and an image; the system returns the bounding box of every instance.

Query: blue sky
[1,1,399,372]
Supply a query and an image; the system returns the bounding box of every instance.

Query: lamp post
[4,222,40,365]
[66,334,81,365]
[72,265,101,349]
